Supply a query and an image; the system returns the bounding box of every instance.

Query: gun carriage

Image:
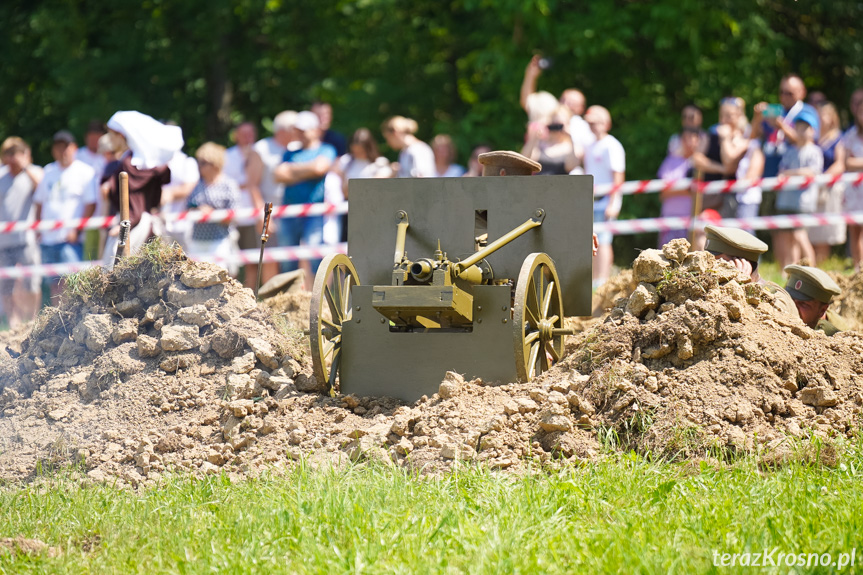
[310,175,593,401]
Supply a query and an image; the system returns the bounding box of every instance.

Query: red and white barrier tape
[594,211,863,236]
[2,206,862,278]
[3,173,863,233]
[593,171,863,198]
[0,243,348,280]
[0,202,350,235]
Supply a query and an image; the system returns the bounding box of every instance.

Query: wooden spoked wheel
[513,253,565,382]
[310,253,360,394]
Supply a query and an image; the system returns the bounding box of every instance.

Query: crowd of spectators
[655,77,863,277]
[1,62,863,325]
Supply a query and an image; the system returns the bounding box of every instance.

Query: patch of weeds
[112,237,186,286]
[585,361,631,411]
[63,266,108,302]
[656,265,716,304]
[28,305,76,341]
[574,330,608,371]
[620,404,655,440]
[597,425,621,452]
[655,267,678,293]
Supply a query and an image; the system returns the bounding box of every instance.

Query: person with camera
[752,74,819,180]
[520,54,593,153]
[521,105,580,175]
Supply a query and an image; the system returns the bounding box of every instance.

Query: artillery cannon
[310,174,593,401]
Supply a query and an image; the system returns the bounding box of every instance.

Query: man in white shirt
[560,89,595,151]
[254,111,300,284]
[254,111,300,206]
[0,137,43,326]
[583,106,625,288]
[75,121,108,260]
[75,120,108,179]
[33,130,97,299]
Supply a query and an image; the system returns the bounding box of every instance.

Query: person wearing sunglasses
[752,74,819,180]
[521,105,580,176]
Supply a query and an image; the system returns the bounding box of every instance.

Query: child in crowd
[772,108,823,269]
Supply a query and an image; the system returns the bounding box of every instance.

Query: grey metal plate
[341,285,518,401]
[348,175,593,316]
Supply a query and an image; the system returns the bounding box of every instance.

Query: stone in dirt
[115,298,143,318]
[112,319,139,344]
[180,262,229,288]
[625,283,659,317]
[159,354,199,373]
[438,371,464,399]
[177,305,211,327]
[160,324,200,352]
[538,409,572,432]
[231,352,257,374]
[72,314,114,352]
[210,326,245,359]
[247,337,280,370]
[295,373,322,393]
[136,334,161,358]
[166,282,224,308]
[661,238,690,263]
[632,249,672,284]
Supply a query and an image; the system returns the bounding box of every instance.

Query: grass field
[1,445,862,574]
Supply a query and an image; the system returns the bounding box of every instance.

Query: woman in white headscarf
[101,111,184,264]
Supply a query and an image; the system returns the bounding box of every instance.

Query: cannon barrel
[454,209,545,276]
[409,259,434,282]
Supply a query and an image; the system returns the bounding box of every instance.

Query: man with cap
[477,150,598,256]
[704,224,796,316]
[274,110,336,289]
[33,130,97,300]
[784,265,843,335]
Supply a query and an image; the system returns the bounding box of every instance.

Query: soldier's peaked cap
[703,225,767,262]
[783,265,841,304]
[478,150,541,176]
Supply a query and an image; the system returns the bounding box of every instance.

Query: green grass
[62,265,107,302]
[2,452,863,574]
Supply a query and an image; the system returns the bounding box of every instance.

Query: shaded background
[1,0,860,263]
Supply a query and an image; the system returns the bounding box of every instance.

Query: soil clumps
[1,238,862,486]
[831,270,863,331]
[563,239,863,459]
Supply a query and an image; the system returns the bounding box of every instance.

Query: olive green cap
[784,265,841,304]
[478,150,541,176]
[703,225,768,263]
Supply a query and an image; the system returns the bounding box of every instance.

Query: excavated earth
[831,270,863,331]
[0,240,862,488]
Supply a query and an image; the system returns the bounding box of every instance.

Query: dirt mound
[0,242,601,484]
[0,242,328,484]
[2,238,862,485]
[560,239,863,459]
[592,270,637,316]
[263,290,311,332]
[831,270,863,331]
